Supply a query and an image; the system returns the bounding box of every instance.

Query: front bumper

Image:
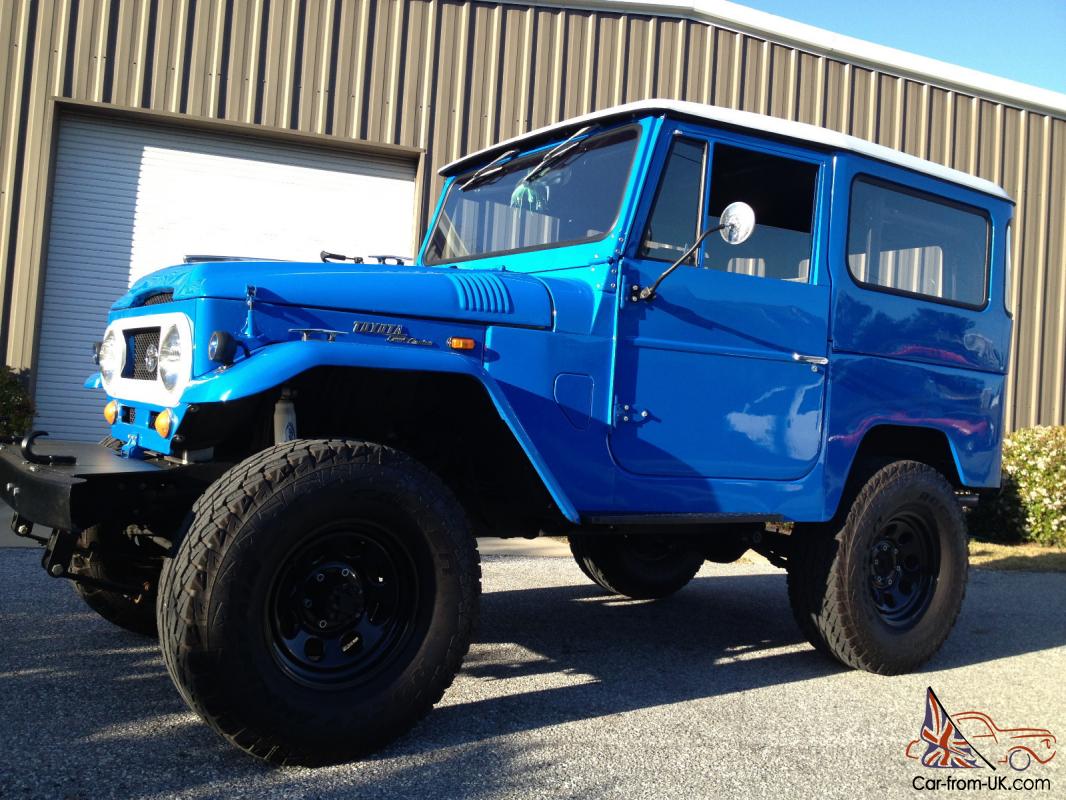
[0,439,226,532]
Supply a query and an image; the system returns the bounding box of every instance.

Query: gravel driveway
[1,546,1063,799]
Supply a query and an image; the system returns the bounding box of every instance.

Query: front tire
[157,439,480,765]
[569,533,704,599]
[786,460,967,674]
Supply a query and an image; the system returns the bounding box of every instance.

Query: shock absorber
[273,388,298,444]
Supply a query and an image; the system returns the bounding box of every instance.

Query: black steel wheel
[157,439,480,765]
[569,533,704,599]
[786,460,967,674]
[267,523,419,688]
[867,511,939,628]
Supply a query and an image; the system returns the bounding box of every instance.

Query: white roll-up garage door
[34,114,418,441]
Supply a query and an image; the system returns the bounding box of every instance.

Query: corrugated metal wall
[1,0,1063,428]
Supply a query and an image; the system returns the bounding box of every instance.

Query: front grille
[141,291,174,306]
[127,328,160,381]
[120,406,136,424]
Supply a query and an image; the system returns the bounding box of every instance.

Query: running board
[581,512,783,527]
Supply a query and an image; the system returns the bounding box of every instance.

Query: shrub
[0,366,34,440]
[968,425,1066,548]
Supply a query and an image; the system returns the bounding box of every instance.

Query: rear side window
[847,178,989,308]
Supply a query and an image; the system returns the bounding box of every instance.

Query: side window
[1004,222,1014,315]
[639,138,706,263]
[703,144,818,282]
[847,178,989,307]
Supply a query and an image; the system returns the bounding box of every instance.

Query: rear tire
[71,525,160,637]
[786,460,967,674]
[157,439,480,765]
[569,533,704,599]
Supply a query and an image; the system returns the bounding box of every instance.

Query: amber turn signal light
[447,337,476,351]
[154,409,172,438]
[103,400,118,425]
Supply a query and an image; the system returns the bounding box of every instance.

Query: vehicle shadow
[0,550,1063,799]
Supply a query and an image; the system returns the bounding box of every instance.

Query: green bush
[969,425,1066,547]
[0,366,34,439]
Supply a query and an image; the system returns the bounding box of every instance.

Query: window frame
[638,134,708,265]
[845,174,992,311]
[422,122,643,266]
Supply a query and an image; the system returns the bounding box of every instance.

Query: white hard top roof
[441,99,1011,202]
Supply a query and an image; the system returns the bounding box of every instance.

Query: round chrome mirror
[719,201,756,245]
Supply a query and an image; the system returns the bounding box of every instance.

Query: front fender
[181,341,580,523]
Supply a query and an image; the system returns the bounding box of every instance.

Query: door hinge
[615,402,651,424]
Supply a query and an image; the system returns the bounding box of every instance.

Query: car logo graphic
[144,344,158,374]
[905,688,1057,771]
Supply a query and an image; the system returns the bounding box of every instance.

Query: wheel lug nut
[316,573,325,582]
[318,620,327,629]
[303,598,312,608]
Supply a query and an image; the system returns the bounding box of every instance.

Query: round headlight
[98,329,123,385]
[158,325,183,391]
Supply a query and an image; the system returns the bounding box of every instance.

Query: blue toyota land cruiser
[1,100,1013,764]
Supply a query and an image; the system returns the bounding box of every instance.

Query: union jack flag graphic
[919,688,991,769]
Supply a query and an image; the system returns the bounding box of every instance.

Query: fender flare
[180,341,581,523]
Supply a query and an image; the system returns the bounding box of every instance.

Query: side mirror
[633,200,757,302]
[718,201,756,245]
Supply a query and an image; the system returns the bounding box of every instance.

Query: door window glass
[703,144,818,282]
[639,138,707,263]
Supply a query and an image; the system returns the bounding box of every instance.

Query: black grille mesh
[141,291,174,306]
[128,329,160,380]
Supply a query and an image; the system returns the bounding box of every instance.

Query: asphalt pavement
[0,542,1063,799]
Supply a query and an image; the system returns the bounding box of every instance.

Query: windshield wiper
[521,125,598,184]
[459,148,520,191]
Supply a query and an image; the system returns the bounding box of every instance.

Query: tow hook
[20,431,77,465]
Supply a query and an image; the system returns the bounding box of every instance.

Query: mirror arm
[633,223,726,303]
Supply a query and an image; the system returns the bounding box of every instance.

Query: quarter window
[703,144,819,283]
[847,178,989,307]
[639,138,706,263]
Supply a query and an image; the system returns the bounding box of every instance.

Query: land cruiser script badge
[351,320,433,347]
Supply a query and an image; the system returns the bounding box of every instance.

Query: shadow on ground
[0,549,1063,799]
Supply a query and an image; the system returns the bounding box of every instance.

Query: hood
[113,261,554,328]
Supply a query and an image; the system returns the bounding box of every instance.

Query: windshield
[423,125,640,265]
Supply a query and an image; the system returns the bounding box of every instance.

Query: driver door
[609,127,832,480]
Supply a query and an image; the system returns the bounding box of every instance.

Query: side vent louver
[140,291,174,306]
[448,273,514,314]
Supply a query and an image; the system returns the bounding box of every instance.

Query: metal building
[1,0,1063,434]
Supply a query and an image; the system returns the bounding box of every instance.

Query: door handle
[792,352,829,366]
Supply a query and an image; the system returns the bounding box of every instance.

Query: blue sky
[733,0,1066,94]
